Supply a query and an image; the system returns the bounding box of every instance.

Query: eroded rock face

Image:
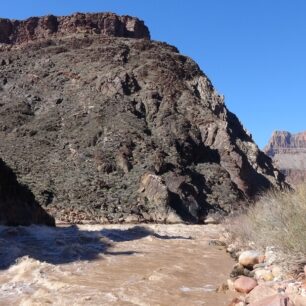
[0,159,55,226]
[0,13,285,223]
[0,12,150,45]
[265,131,306,185]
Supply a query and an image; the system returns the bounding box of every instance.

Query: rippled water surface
[0,224,235,305]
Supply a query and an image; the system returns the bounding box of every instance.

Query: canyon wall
[0,13,286,223]
[265,131,306,185]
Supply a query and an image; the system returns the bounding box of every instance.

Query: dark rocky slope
[0,158,55,226]
[265,131,306,185]
[0,13,285,223]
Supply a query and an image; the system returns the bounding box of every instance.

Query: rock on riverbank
[226,247,306,305]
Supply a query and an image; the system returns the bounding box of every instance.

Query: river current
[0,224,235,305]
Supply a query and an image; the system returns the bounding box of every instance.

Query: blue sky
[2,1,306,148]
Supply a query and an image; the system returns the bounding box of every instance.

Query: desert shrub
[226,184,306,270]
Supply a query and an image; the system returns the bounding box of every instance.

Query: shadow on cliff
[0,225,191,270]
[0,158,55,227]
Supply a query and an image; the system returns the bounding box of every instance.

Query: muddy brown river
[0,224,235,305]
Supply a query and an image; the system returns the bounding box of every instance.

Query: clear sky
[2,0,306,148]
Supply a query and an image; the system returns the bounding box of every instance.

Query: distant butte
[265,131,306,185]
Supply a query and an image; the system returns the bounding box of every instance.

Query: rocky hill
[0,158,54,226]
[0,13,286,223]
[264,131,306,185]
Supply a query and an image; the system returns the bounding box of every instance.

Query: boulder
[246,285,278,304]
[239,250,262,269]
[138,173,181,222]
[234,276,258,293]
[231,263,253,278]
[249,294,294,306]
[254,269,274,281]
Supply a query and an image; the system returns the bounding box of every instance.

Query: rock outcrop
[0,158,55,226]
[0,13,150,45]
[265,131,306,185]
[0,13,286,223]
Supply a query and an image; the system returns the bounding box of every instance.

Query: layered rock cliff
[0,158,55,226]
[0,12,150,45]
[0,13,286,223]
[265,131,306,185]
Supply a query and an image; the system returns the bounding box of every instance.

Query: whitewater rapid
[0,224,235,305]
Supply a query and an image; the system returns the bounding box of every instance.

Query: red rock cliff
[264,131,306,185]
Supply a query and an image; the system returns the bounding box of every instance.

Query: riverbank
[221,186,306,306]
